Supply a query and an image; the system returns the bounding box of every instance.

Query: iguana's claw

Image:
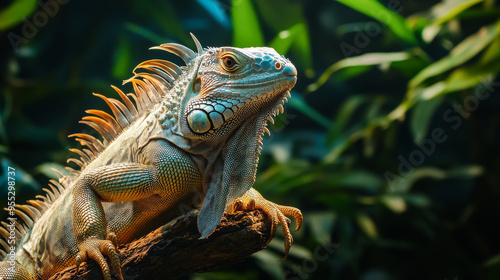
[75,233,123,280]
[230,189,303,260]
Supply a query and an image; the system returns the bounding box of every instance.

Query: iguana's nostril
[282,63,297,77]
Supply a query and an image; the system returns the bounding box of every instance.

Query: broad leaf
[0,0,37,30]
[269,23,314,77]
[232,0,264,47]
[410,21,500,88]
[288,93,330,128]
[336,0,417,44]
[112,37,132,80]
[410,97,444,144]
[307,51,414,93]
[357,213,378,238]
[382,195,407,213]
[125,23,166,45]
[429,0,484,25]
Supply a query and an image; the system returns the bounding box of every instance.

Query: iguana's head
[179,46,296,139]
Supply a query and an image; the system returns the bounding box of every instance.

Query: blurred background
[1,0,500,279]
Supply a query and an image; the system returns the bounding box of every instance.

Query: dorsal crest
[68,33,202,174]
[0,34,203,259]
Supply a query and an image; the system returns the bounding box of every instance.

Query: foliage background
[1,0,500,279]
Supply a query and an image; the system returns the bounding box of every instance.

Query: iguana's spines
[191,33,203,55]
[68,35,202,170]
[0,35,203,261]
[0,240,7,258]
[149,43,196,65]
[0,219,27,259]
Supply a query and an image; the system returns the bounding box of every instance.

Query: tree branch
[49,210,272,280]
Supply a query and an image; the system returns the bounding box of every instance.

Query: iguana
[0,34,302,280]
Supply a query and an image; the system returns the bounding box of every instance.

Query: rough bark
[49,210,271,280]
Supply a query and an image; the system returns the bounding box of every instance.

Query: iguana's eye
[220,55,239,72]
[224,57,235,68]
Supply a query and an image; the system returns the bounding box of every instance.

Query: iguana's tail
[0,261,34,280]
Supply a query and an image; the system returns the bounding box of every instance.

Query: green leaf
[429,0,484,26]
[269,23,314,77]
[447,165,484,178]
[112,37,132,80]
[135,0,190,45]
[356,213,378,238]
[255,0,313,76]
[306,212,337,242]
[125,23,166,45]
[334,65,372,81]
[382,196,407,213]
[410,21,500,88]
[445,64,500,93]
[457,7,500,20]
[410,56,500,102]
[323,137,355,164]
[0,0,37,30]
[290,23,314,78]
[484,254,500,267]
[269,29,296,55]
[410,97,444,144]
[336,0,417,44]
[288,93,330,128]
[307,51,414,93]
[390,52,432,78]
[327,95,369,144]
[403,194,430,207]
[480,38,500,64]
[232,0,264,47]
[324,171,383,191]
[130,0,189,44]
[254,0,303,32]
[386,167,445,193]
[387,166,483,193]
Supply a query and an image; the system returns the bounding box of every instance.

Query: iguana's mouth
[263,63,297,128]
[257,63,297,146]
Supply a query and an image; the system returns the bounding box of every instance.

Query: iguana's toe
[75,234,123,280]
[230,190,303,260]
[273,205,303,231]
[107,231,119,249]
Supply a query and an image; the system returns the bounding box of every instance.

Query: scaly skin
[0,34,302,280]
[229,188,303,259]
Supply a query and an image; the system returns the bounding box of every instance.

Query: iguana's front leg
[72,143,202,280]
[72,163,156,280]
[228,188,303,259]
